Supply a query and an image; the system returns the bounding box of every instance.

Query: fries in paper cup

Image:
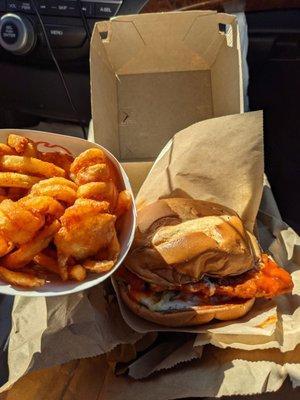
[0,129,136,297]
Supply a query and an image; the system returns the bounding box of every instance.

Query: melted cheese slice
[132,290,204,312]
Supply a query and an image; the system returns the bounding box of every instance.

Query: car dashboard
[0,0,148,126]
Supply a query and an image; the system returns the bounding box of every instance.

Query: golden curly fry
[0,195,63,253]
[0,172,41,188]
[7,134,28,153]
[3,220,60,269]
[30,179,77,205]
[115,190,131,217]
[34,252,68,281]
[70,148,106,178]
[72,198,110,210]
[32,177,77,190]
[69,264,87,281]
[77,181,118,209]
[19,195,65,219]
[39,152,74,176]
[0,265,45,287]
[0,155,65,178]
[55,200,115,263]
[74,163,110,185]
[0,236,13,257]
[83,259,114,273]
[0,199,45,245]
[0,143,16,156]
[31,185,77,205]
[7,134,38,157]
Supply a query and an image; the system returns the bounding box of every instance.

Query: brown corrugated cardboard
[91,11,243,161]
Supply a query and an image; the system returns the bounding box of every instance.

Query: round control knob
[0,13,36,55]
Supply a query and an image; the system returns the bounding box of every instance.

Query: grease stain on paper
[255,314,277,329]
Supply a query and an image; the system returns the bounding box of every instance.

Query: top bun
[125,198,260,286]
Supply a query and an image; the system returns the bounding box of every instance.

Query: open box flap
[90,28,119,157]
[94,11,238,75]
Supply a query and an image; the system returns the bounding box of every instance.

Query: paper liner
[3,354,299,399]
[100,345,300,399]
[136,111,263,232]
[127,338,200,379]
[193,181,300,353]
[3,284,143,390]
[0,129,136,297]
[0,356,110,399]
[106,333,158,371]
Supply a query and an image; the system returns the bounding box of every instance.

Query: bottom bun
[119,284,255,327]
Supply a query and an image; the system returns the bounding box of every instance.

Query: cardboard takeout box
[91,10,243,161]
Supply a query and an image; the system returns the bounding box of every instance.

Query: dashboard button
[53,2,78,16]
[81,2,93,17]
[42,25,86,48]
[94,2,121,18]
[7,2,19,12]
[1,21,19,44]
[38,3,49,14]
[20,2,32,12]
[38,1,79,16]
[7,1,33,13]
[0,13,36,54]
[38,1,93,17]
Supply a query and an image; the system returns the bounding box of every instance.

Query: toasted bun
[119,283,255,327]
[126,198,260,285]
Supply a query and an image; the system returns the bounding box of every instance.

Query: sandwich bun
[119,283,255,327]
[126,198,260,285]
[118,198,261,327]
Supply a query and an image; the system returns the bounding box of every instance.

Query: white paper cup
[0,129,136,297]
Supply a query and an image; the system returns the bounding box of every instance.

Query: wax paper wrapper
[0,283,143,393]
[100,344,300,399]
[113,111,300,351]
[135,111,263,231]
[3,350,300,399]
[113,111,271,334]
[194,180,300,353]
